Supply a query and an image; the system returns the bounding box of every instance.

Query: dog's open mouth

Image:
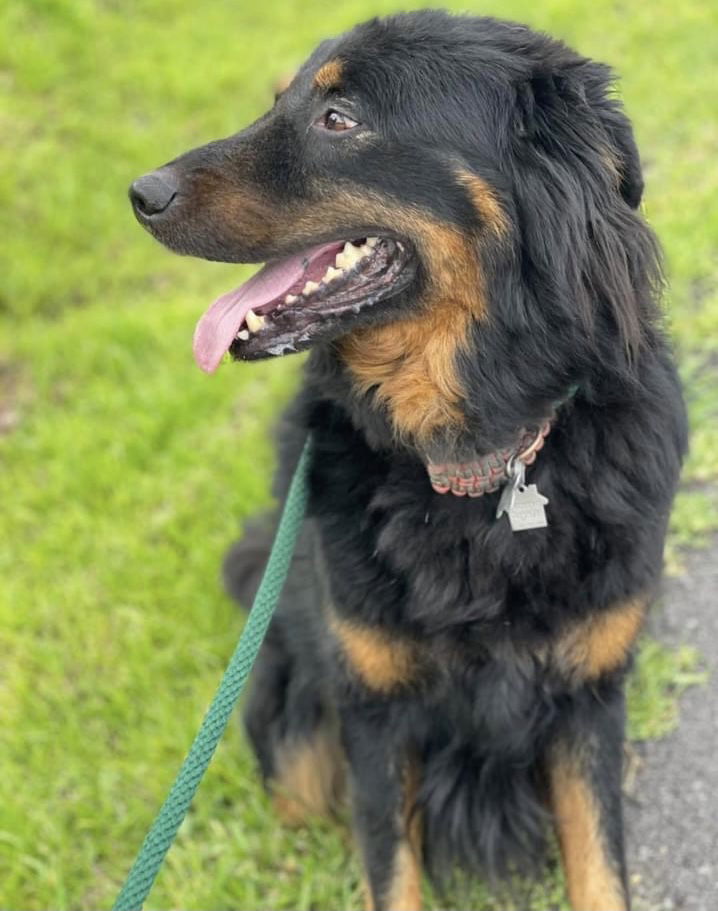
[192,236,415,371]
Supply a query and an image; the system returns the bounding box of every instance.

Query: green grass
[1,0,716,908]
[627,639,708,742]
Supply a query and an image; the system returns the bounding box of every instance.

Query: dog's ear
[499,62,660,369]
[514,67,643,209]
[597,99,644,209]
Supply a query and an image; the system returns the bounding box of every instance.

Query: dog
[129,10,687,910]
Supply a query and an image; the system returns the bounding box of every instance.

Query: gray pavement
[626,544,718,911]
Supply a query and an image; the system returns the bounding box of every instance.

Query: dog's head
[130,11,658,447]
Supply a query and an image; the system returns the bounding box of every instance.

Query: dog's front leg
[546,684,629,911]
[340,700,422,911]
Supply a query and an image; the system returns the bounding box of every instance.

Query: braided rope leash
[113,437,312,911]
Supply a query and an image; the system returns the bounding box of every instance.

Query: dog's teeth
[323,266,342,283]
[366,237,378,248]
[285,294,297,304]
[336,242,363,269]
[245,309,266,332]
[359,242,373,257]
[236,329,250,340]
[302,280,320,295]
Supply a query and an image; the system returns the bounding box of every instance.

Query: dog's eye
[317,109,359,132]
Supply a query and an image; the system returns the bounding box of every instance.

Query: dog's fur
[131,11,687,910]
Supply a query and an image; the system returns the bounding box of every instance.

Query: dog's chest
[316,463,554,638]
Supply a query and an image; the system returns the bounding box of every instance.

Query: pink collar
[426,421,551,497]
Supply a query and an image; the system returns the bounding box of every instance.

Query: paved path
[626,543,718,911]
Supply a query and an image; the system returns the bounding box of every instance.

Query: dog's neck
[309,344,579,493]
[425,420,552,497]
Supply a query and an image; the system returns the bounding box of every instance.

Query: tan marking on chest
[555,596,646,681]
[330,616,417,692]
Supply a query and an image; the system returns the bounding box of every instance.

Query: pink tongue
[192,241,344,373]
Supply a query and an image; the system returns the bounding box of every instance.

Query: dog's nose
[129,170,178,217]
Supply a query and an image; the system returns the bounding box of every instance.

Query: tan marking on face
[187,174,490,443]
[340,304,471,442]
[326,191,489,443]
[270,729,345,826]
[549,754,627,911]
[330,615,416,692]
[455,169,509,238]
[314,58,343,91]
[554,597,646,681]
[200,178,286,249]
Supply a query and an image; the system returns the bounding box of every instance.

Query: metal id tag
[506,483,549,531]
[496,458,526,519]
[495,483,515,520]
[496,459,549,532]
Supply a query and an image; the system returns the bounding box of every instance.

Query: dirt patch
[626,542,718,911]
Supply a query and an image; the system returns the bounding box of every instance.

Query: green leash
[113,437,312,911]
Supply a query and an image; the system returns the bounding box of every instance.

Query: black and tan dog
[130,11,687,910]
